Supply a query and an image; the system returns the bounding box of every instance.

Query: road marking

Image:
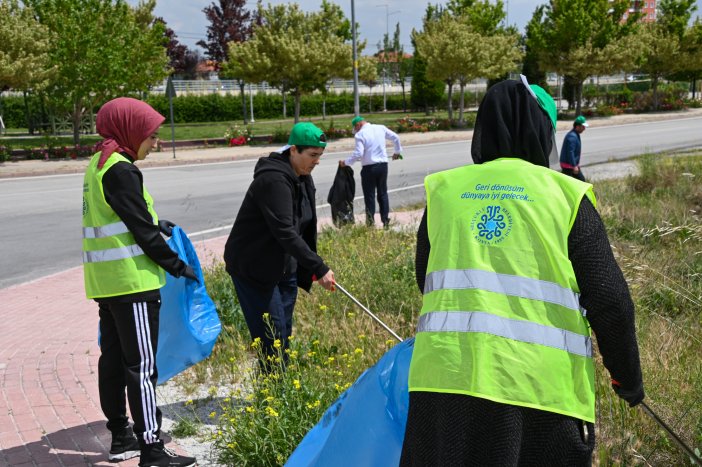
[188,182,427,239]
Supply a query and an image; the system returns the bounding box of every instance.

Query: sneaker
[139,441,196,467]
[108,426,140,461]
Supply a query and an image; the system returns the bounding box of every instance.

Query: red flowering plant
[224,124,251,146]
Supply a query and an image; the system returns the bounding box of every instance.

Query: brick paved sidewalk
[0,210,421,466]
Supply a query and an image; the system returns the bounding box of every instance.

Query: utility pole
[351,0,360,116]
[376,4,399,112]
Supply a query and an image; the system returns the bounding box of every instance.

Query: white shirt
[344,123,403,166]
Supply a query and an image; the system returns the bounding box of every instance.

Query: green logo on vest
[471,205,512,244]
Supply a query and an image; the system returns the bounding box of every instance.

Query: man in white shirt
[340,116,403,228]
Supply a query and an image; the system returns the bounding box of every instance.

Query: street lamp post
[351,0,360,116]
[376,4,400,112]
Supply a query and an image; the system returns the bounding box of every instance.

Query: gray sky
[137,0,702,55]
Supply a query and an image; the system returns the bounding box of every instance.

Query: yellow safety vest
[82,152,165,299]
[408,158,597,422]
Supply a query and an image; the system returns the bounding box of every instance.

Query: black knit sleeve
[569,197,643,392]
[415,208,429,294]
[102,161,187,278]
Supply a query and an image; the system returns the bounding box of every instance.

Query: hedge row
[0,90,487,128]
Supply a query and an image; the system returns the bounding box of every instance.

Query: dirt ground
[1,107,701,179]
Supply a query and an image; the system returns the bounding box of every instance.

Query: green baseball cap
[351,116,365,127]
[519,74,557,129]
[574,115,588,127]
[288,122,327,148]
[529,84,557,130]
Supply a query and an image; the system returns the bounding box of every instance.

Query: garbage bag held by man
[157,226,221,384]
[286,338,413,467]
[327,165,355,227]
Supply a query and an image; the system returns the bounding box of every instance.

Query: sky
[135,0,702,56]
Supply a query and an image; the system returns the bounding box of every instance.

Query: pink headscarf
[94,97,165,168]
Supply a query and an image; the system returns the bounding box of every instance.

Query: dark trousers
[562,167,586,182]
[98,300,162,444]
[361,162,390,226]
[231,273,298,371]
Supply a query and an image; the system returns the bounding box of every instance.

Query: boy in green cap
[560,115,588,181]
[223,122,336,370]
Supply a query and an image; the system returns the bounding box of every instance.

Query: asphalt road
[1,116,701,289]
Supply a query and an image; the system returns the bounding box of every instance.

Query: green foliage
[25,0,169,143]
[409,35,444,113]
[0,0,53,91]
[225,2,355,121]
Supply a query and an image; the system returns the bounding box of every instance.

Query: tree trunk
[400,81,407,112]
[282,90,287,119]
[322,95,326,120]
[575,81,583,116]
[652,76,659,110]
[239,81,248,125]
[458,83,466,124]
[446,81,454,122]
[294,92,301,123]
[691,79,696,100]
[23,91,34,135]
[72,102,82,145]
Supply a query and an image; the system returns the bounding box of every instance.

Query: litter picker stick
[640,401,702,465]
[335,283,404,343]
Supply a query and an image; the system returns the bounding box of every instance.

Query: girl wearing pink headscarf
[82,97,197,466]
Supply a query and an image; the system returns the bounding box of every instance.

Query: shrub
[0,144,12,162]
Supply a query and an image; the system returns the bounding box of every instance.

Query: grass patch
[186,151,701,465]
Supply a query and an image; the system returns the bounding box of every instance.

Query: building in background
[622,0,657,22]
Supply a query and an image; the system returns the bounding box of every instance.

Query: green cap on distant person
[288,122,327,148]
[574,115,588,127]
[351,116,365,127]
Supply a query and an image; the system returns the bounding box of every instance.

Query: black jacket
[223,151,329,292]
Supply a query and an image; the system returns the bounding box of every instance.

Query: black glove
[182,265,200,285]
[612,379,645,407]
[158,219,176,236]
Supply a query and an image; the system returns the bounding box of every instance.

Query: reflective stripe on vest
[425,269,584,316]
[83,244,145,263]
[417,311,592,358]
[83,221,130,239]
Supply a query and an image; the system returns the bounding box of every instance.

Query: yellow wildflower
[347,312,355,318]
[293,379,301,390]
[265,406,279,417]
[185,399,193,406]
[273,339,282,349]
[245,406,256,413]
[209,411,216,418]
[354,348,363,355]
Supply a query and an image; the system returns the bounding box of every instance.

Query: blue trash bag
[286,338,414,467]
[157,225,222,384]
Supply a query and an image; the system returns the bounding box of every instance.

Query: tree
[415,5,522,123]
[26,0,168,143]
[358,56,379,112]
[521,5,548,89]
[0,0,53,133]
[198,0,253,123]
[410,30,444,114]
[0,0,53,92]
[225,1,354,122]
[534,0,638,114]
[633,0,698,109]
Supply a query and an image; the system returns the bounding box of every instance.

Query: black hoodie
[223,151,329,292]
